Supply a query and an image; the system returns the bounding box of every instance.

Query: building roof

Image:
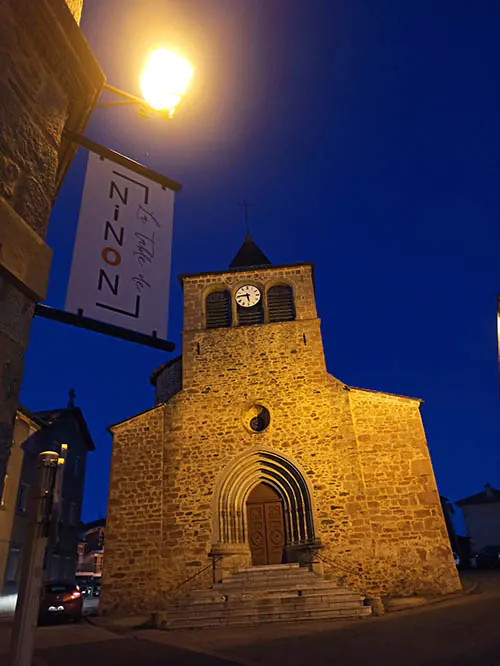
[150,355,182,387]
[229,235,272,269]
[81,517,106,532]
[17,405,47,428]
[347,386,424,404]
[34,407,95,451]
[178,261,315,286]
[456,485,500,506]
[108,404,164,433]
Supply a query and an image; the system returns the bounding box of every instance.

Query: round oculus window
[246,405,270,433]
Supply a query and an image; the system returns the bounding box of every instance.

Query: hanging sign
[65,150,177,340]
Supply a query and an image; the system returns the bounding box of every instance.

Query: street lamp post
[97,49,194,118]
[9,451,63,666]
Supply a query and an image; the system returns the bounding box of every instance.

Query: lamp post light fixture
[97,48,194,118]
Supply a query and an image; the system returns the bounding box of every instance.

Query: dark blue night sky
[20,0,500,524]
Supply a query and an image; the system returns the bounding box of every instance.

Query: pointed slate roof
[229,235,271,269]
[456,484,500,506]
[34,407,95,451]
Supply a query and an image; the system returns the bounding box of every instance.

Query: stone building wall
[0,0,103,495]
[460,503,500,552]
[349,389,461,595]
[102,262,460,615]
[65,0,84,24]
[152,356,182,405]
[104,407,165,611]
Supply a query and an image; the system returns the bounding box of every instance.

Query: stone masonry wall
[153,356,182,405]
[349,388,461,596]
[0,0,102,496]
[103,407,165,613]
[65,0,84,24]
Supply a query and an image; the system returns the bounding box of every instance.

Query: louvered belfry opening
[267,284,295,322]
[237,301,264,326]
[206,290,232,329]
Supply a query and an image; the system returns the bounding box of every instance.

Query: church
[101,237,460,622]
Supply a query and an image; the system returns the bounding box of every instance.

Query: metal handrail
[316,552,367,593]
[166,555,223,597]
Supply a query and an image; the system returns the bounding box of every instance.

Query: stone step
[217,578,342,591]
[221,574,328,585]
[157,605,371,629]
[220,571,336,584]
[158,564,369,630]
[226,568,314,576]
[188,581,357,596]
[172,590,363,606]
[235,564,301,573]
[179,587,361,604]
[169,599,367,617]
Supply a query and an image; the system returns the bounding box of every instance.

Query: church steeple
[229,235,271,270]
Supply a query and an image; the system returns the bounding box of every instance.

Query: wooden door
[246,483,285,566]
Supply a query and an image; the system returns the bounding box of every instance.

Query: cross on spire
[67,388,76,409]
[238,200,253,236]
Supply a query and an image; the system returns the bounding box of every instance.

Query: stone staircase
[154,563,371,629]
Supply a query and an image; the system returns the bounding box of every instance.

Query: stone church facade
[101,238,460,615]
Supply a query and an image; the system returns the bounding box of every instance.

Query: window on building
[237,300,264,326]
[49,554,61,581]
[1,474,8,508]
[206,290,232,329]
[95,553,103,574]
[74,456,83,478]
[69,502,79,527]
[16,483,29,513]
[267,284,296,322]
[6,548,20,582]
[59,498,68,524]
[63,556,73,580]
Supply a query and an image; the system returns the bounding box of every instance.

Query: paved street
[0,571,499,665]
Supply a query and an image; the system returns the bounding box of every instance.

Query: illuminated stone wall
[65,0,84,24]
[102,263,461,615]
[349,388,459,595]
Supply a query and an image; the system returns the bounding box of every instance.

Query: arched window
[206,290,232,329]
[237,299,264,326]
[267,284,295,322]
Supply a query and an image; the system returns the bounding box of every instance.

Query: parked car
[473,545,500,569]
[39,582,83,623]
[81,582,100,597]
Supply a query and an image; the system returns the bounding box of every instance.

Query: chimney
[484,483,494,498]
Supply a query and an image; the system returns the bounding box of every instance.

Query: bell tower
[179,235,328,394]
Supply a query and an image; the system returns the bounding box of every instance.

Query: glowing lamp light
[140,49,194,116]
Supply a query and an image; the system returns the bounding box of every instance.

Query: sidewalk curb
[86,613,153,633]
[385,580,479,614]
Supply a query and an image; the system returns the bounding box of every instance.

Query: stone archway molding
[212,448,317,551]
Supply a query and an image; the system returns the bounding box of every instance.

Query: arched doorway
[212,449,318,570]
[246,483,285,565]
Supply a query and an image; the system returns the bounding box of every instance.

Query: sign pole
[9,452,59,666]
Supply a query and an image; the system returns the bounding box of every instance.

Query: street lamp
[97,48,194,118]
[141,49,194,116]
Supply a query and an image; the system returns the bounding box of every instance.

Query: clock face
[235,285,261,308]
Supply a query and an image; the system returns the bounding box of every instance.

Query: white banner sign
[65,152,175,339]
